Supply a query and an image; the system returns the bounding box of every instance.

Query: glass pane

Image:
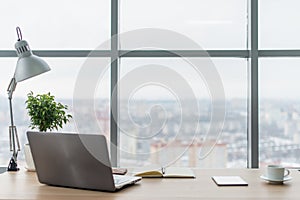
[0,57,110,166]
[120,0,247,50]
[259,0,300,49]
[119,58,247,168]
[0,0,110,50]
[260,58,300,167]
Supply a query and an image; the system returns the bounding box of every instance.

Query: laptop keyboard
[113,175,135,185]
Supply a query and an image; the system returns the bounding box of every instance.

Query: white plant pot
[24,144,36,171]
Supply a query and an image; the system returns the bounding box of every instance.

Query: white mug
[266,165,290,180]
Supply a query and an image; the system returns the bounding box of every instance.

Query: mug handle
[284,169,290,177]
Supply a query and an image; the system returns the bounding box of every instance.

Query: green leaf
[25,92,73,132]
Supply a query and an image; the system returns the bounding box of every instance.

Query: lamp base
[7,157,19,171]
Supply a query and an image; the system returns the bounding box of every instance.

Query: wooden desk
[0,169,299,200]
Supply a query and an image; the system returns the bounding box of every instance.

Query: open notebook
[134,167,195,178]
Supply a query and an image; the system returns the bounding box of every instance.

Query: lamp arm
[7,78,17,99]
[7,78,18,134]
[7,77,20,171]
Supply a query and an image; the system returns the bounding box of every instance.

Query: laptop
[27,131,141,192]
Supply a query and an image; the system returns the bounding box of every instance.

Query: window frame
[1,0,299,168]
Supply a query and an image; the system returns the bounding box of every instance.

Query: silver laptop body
[27,131,141,192]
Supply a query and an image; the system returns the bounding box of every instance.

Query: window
[120,0,248,50]
[119,58,247,168]
[0,59,77,165]
[0,57,111,166]
[0,0,111,166]
[259,0,300,49]
[1,0,299,169]
[258,0,300,167]
[259,58,300,167]
[0,0,110,49]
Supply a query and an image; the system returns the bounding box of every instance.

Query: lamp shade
[14,55,50,82]
[14,40,50,83]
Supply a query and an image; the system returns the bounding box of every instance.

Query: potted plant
[24,91,72,170]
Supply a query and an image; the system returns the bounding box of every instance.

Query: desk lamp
[7,27,51,171]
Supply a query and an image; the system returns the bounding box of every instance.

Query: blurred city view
[1,0,299,170]
[1,96,300,168]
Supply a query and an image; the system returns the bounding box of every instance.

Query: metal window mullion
[0,51,16,57]
[0,50,250,58]
[119,50,249,58]
[3,50,300,58]
[248,0,259,168]
[110,0,119,167]
[259,50,300,57]
[0,50,111,57]
[32,50,111,57]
